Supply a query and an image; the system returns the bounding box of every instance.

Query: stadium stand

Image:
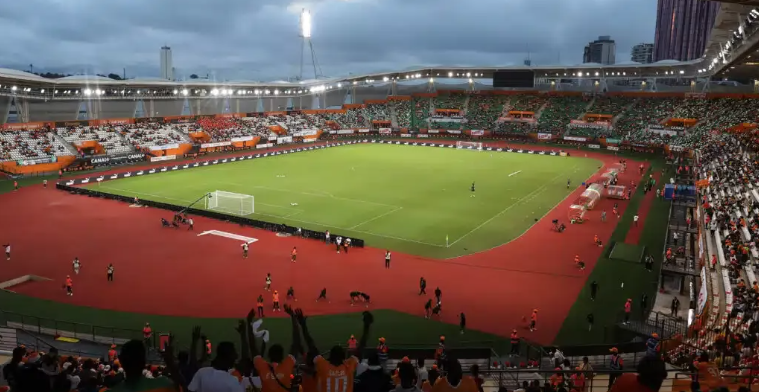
[389,99,411,128]
[0,130,73,161]
[537,96,589,134]
[56,126,133,155]
[119,124,187,149]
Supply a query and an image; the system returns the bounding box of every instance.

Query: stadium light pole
[299,9,321,81]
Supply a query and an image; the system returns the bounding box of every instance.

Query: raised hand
[362,311,374,327]
[295,309,307,326]
[284,304,294,316]
[246,306,257,322]
[235,320,246,335]
[191,326,201,342]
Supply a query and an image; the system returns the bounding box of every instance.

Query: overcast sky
[0,0,657,81]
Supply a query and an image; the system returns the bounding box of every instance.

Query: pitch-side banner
[588,144,601,149]
[201,141,231,148]
[697,267,708,315]
[447,130,461,135]
[150,155,177,162]
[379,128,392,135]
[256,143,274,149]
[427,130,440,134]
[564,136,587,142]
[357,129,371,133]
[277,136,293,144]
[231,136,254,142]
[537,133,552,140]
[292,130,318,137]
[470,130,484,136]
[607,146,620,151]
[149,143,180,151]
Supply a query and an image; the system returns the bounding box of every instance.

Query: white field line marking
[348,207,404,230]
[446,168,574,248]
[508,170,522,177]
[219,182,400,208]
[100,185,441,247]
[444,163,603,260]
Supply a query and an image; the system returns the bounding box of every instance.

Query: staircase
[115,132,137,152]
[462,96,471,116]
[54,134,79,156]
[579,97,596,120]
[428,98,435,116]
[535,102,549,121]
[612,101,638,126]
[389,105,399,128]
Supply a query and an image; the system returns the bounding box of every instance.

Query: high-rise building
[631,43,655,63]
[160,46,173,81]
[653,0,720,62]
[583,36,616,65]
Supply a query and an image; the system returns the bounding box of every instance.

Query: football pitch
[87,144,600,258]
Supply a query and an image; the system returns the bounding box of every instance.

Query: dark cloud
[0,0,657,81]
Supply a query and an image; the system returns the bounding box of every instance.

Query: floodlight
[383,76,389,82]
[10,86,17,91]
[84,89,92,96]
[301,9,312,38]
[337,83,342,88]
[429,78,434,83]
[274,90,279,95]
[173,89,178,95]
[182,89,188,96]
[211,89,219,96]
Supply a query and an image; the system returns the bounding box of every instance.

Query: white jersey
[5,245,10,253]
[385,252,391,260]
[336,236,342,245]
[346,238,351,246]
[242,243,249,251]
[73,260,80,269]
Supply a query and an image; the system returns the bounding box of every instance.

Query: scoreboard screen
[493,71,535,88]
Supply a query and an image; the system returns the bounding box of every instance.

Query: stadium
[2,1,759,391]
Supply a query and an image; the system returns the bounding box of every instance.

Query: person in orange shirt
[529,309,538,332]
[257,295,265,318]
[291,247,297,263]
[108,344,117,363]
[65,275,73,296]
[431,358,478,392]
[273,291,281,312]
[570,367,586,392]
[575,255,585,271]
[297,308,373,392]
[250,305,303,392]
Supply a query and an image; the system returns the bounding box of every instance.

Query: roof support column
[181,97,192,116]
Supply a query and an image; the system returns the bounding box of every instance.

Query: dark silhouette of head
[268,344,284,363]
[397,362,417,388]
[213,342,238,369]
[328,345,346,366]
[445,358,462,385]
[367,352,380,367]
[635,355,667,391]
[119,340,146,381]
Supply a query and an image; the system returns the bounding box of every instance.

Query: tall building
[653,0,720,62]
[583,36,616,65]
[631,43,655,63]
[160,46,173,81]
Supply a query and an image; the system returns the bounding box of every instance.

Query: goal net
[205,191,255,216]
[456,141,483,151]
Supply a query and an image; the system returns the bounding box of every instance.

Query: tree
[189,74,198,79]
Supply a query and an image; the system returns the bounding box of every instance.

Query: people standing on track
[264,273,272,291]
[336,236,343,253]
[434,287,442,308]
[287,286,296,302]
[590,281,598,301]
[344,238,351,253]
[64,275,73,296]
[107,263,114,282]
[316,288,328,302]
[242,242,249,259]
[291,247,297,263]
[3,243,10,261]
[273,291,281,312]
[459,313,466,334]
[385,250,391,269]
[257,295,265,318]
[187,217,194,231]
[601,210,607,222]
[325,230,330,244]
[13,181,18,191]
[529,309,538,332]
[43,179,47,188]
[419,277,427,295]
[424,299,433,319]
[72,257,81,275]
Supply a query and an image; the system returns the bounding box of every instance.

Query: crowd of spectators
[365,104,391,122]
[412,97,432,129]
[466,95,507,130]
[323,108,369,129]
[118,124,187,149]
[492,122,534,135]
[614,98,680,138]
[56,126,133,155]
[537,96,590,134]
[0,129,72,161]
[508,95,549,113]
[433,93,467,110]
[389,100,411,128]
[587,96,633,116]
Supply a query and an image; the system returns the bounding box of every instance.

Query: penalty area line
[348,206,403,230]
[508,170,522,177]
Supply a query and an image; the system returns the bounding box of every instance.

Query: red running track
[0,143,647,345]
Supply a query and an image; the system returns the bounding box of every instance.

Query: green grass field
[87,143,600,258]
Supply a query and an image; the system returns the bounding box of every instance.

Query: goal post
[206,190,255,216]
[455,141,483,151]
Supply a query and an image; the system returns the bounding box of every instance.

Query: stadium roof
[0,60,707,90]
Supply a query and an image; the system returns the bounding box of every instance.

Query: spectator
[608,355,667,392]
[110,339,178,392]
[188,341,242,392]
[355,352,394,392]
